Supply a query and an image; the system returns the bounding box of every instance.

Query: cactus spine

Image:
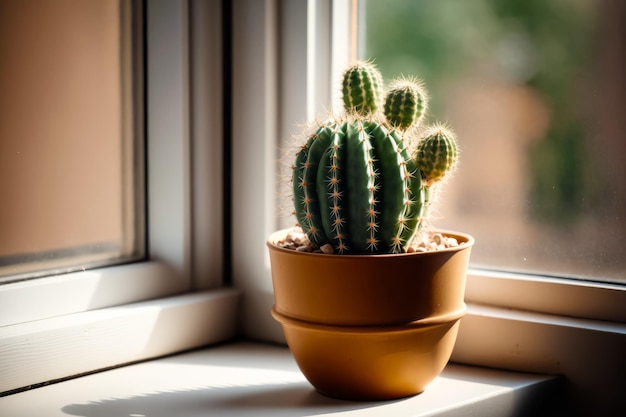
[293,61,457,254]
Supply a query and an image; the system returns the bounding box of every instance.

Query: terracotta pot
[267,228,474,400]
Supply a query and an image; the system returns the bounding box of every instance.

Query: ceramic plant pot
[267,228,474,400]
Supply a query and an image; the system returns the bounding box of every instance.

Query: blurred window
[359,0,625,283]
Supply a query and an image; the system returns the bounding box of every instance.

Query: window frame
[465,268,626,323]
[0,0,238,395]
[0,0,192,326]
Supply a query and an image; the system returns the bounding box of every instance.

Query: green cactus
[292,62,457,254]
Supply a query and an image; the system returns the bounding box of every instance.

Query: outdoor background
[359,0,625,283]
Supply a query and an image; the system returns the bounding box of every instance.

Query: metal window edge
[465,268,626,323]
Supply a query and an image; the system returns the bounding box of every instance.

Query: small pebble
[320,244,334,254]
[446,237,459,247]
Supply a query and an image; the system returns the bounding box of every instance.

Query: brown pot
[267,228,474,400]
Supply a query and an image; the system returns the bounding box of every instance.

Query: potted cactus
[267,61,474,400]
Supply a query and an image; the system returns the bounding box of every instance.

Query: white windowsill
[0,342,561,417]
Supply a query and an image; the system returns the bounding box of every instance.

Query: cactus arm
[383,78,428,131]
[342,61,383,117]
[293,125,334,246]
[344,121,378,253]
[367,122,406,253]
[417,125,458,186]
[317,127,349,253]
[384,90,414,130]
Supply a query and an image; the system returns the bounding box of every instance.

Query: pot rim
[271,305,466,334]
[267,228,475,258]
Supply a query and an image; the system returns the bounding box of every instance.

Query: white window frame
[0,0,239,394]
[232,0,625,414]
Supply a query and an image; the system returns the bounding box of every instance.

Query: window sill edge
[0,288,241,394]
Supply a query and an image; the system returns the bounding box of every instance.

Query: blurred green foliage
[361,0,597,223]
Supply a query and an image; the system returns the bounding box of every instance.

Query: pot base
[272,308,463,401]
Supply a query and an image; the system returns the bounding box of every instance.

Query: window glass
[359,0,625,283]
[0,0,144,282]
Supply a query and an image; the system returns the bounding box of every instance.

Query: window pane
[359,0,625,283]
[0,0,144,282]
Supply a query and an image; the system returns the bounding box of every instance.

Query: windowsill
[0,341,562,417]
